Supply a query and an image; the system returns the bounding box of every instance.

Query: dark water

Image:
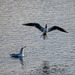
[0,0,75,75]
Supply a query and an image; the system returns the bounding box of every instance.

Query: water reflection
[33,61,69,75]
[42,61,50,75]
[19,56,24,67]
[10,56,24,68]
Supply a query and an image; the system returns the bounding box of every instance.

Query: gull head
[23,46,26,48]
[45,24,47,28]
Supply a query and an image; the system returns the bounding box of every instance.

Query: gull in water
[10,46,26,57]
[22,23,68,39]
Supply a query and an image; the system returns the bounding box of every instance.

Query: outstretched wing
[22,23,44,32]
[48,26,68,33]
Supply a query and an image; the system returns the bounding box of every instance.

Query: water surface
[0,0,75,75]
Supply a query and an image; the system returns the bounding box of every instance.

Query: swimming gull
[10,46,26,57]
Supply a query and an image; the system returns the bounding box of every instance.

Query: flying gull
[22,23,68,39]
[10,46,26,57]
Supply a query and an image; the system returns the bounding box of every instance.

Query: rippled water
[0,0,75,75]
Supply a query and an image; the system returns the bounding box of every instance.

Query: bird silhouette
[22,23,68,39]
[10,46,26,57]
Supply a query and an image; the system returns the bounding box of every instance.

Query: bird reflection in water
[42,61,50,75]
[10,56,24,68]
[19,56,24,67]
[38,61,69,75]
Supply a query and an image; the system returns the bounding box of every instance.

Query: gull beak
[24,46,26,48]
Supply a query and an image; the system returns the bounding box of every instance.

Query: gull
[22,23,68,39]
[10,46,26,57]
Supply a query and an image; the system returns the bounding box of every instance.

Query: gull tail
[41,33,48,40]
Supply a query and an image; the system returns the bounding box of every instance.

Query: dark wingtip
[10,54,14,57]
[22,24,26,25]
[64,31,68,33]
[66,31,68,33]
